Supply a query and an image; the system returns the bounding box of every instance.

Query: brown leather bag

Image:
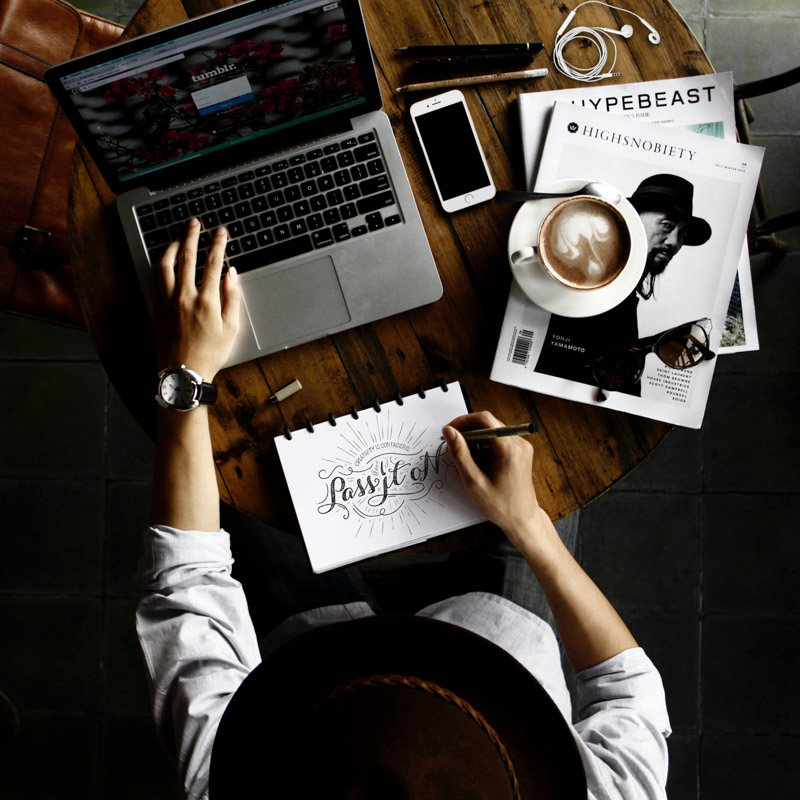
[0,0,123,329]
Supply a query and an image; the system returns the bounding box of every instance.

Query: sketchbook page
[517,72,758,353]
[274,382,485,573]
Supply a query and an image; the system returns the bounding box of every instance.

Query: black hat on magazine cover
[628,173,712,246]
[209,614,587,799]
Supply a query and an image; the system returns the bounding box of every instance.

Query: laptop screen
[51,0,373,189]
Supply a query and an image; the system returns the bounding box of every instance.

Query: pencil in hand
[442,422,539,441]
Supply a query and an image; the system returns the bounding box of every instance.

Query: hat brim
[210,615,586,799]
[629,194,712,246]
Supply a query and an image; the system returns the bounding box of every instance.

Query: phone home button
[464,193,475,203]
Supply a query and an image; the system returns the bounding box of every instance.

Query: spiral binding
[281,379,449,439]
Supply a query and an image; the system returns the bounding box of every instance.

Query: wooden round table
[69,0,710,535]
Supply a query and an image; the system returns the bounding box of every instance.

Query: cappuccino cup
[512,195,631,291]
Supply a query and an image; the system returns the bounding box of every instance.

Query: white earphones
[598,24,634,38]
[553,2,660,83]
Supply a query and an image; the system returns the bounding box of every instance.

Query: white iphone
[409,89,496,213]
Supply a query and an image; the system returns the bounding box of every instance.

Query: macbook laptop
[46,0,441,367]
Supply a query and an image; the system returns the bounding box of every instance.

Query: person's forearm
[511,509,638,673]
[150,408,220,531]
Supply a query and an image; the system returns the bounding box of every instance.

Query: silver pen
[396,68,548,94]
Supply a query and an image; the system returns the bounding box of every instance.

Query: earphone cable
[553,25,621,83]
[553,1,658,83]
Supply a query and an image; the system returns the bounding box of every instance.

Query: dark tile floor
[1,1,798,797]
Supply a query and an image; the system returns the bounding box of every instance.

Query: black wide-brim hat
[210,615,586,799]
[628,173,712,246]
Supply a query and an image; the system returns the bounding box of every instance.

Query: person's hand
[443,411,550,549]
[151,219,241,381]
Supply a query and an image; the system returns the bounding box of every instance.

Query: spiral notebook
[274,381,485,573]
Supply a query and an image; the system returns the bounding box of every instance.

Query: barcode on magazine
[510,328,534,367]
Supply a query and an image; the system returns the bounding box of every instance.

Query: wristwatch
[155,365,217,412]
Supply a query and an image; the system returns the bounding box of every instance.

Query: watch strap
[197,381,217,406]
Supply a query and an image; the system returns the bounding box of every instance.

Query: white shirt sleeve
[133,525,262,800]
[573,647,672,800]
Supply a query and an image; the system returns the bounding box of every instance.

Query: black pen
[406,54,535,76]
[411,55,534,66]
[396,43,544,56]
[442,422,539,441]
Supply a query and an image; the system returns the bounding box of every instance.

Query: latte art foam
[539,197,630,290]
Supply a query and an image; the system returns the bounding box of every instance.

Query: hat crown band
[319,674,521,799]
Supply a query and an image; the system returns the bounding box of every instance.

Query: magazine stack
[491,74,763,428]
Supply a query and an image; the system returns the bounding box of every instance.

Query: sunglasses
[590,318,716,402]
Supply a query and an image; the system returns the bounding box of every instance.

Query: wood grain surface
[68,0,709,536]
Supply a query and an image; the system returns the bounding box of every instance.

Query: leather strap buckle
[13,225,53,263]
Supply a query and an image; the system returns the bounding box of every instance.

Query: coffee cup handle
[511,246,541,266]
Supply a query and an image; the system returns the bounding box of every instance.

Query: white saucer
[507,179,647,318]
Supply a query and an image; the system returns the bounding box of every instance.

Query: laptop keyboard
[134,131,401,282]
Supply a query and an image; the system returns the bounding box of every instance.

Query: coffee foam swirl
[540,198,630,290]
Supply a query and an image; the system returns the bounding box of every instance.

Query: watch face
[160,370,197,410]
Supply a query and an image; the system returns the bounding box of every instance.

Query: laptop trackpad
[242,256,350,350]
